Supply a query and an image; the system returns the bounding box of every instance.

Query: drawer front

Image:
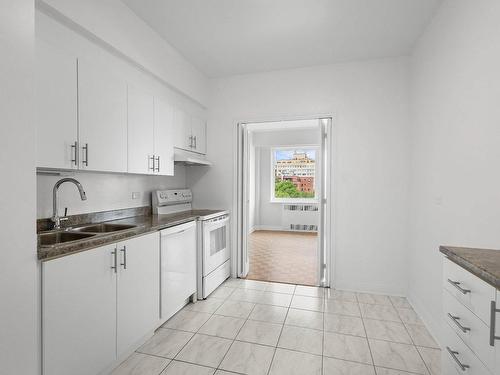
[443,258,496,325]
[443,289,496,372]
[442,322,491,375]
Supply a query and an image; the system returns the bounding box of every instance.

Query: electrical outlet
[132,192,140,200]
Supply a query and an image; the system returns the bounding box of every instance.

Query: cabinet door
[160,221,197,322]
[42,245,117,375]
[78,59,127,172]
[128,85,154,174]
[117,232,160,356]
[173,107,192,151]
[36,40,78,169]
[191,116,207,154]
[153,97,174,176]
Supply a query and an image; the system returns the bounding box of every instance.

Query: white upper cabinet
[173,107,192,151]
[35,40,205,172]
[127,86,174,176]
[154,97,175,176]
[173,107,207,155]
[127,85,154,174]
[191,116,207,155]
[36,40,78,170]
[78,59,128,173]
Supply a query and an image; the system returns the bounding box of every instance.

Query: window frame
[270,145,319,204]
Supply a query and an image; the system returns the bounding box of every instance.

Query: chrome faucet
[52,178,87,229]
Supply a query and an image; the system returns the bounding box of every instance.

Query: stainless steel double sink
[39,223,137,246]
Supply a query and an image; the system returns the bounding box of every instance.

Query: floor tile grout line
[357,298,377,374]
[265,301,291,375]
[213,301,259,373]
[390,298,431,375]
[132,281,438,375]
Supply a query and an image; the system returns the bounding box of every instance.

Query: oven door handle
[204,216,229,228]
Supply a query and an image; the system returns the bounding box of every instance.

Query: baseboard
[253,225,317,233]
[407,291,443,348]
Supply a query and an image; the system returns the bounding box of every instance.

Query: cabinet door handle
[149,155,155,171]
[490,301,500,346]
[155,156,160,172]
[446,347,469,371]
[111,249,117,273]
[188,135,194,148]
[120,246,127,269]
[447,313,471,333]
[70,141,78,166]
[82,143,89,166]
[447,279,471,294]
[193,135,197,149]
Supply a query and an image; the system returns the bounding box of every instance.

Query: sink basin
[39,231,96,246]
[72,223,137,233]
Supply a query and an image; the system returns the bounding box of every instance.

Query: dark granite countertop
[440,246,500,290]
[38,209,226,261]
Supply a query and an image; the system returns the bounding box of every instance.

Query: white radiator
[281,204,319,232]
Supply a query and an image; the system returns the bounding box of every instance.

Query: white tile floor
[111,279,441,375]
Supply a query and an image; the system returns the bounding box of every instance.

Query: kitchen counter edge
[439,245,500,290]
[38,214,199,261]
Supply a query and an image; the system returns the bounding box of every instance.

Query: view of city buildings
[274,150,316,196]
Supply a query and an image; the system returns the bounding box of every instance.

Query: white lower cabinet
[42,232,160,375]
[441,257,499,375]
[42,244,117,375]
[117,234,159,356]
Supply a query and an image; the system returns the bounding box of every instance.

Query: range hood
[174,151,212,166]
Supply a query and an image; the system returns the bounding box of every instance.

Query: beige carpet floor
[246,230,318,286]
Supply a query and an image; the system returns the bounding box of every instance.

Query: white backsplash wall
[37,166,186,219]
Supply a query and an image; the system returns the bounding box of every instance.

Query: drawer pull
[447,279,471,294]
[447,313,470,333]
[446,347,469,371]
[490,301,500,346]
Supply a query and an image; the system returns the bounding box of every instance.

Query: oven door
[202,215,230,276]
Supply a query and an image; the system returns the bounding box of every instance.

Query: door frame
[234,115,335,287]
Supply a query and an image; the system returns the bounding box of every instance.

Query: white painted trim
[234,113,335,287]
[252,225,318,233]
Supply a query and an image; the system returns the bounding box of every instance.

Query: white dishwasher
[160,220,197,324]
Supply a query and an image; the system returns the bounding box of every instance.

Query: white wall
[0,1,38,374]
[37,168,187,219]
[38,0,209,106]
[251,128,320,230]
[408,0,500,341]
[190,57,411,294]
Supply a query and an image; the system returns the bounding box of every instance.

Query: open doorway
[236,118,333,287]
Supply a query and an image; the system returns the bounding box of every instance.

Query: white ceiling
[122,0,442,78]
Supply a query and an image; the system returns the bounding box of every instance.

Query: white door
[239,124,250,277]
[127,85,154,174]
[173,107,192,151]
[35,39,78,169]
[78,59,127,172]
[153,97,175,176]
[117,232,160,356]
[42,245,117,375]
[191,116,207,154]
[160,221,197,322]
